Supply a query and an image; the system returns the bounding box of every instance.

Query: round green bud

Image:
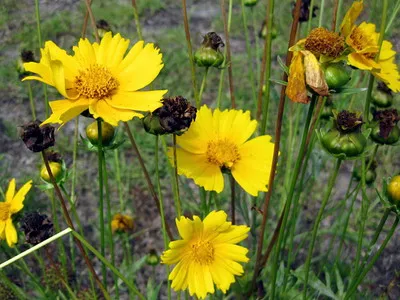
[370,123,400,145]
[194,47,224,68]
[40,162,63,183]
[324,63,351,89]
[321,129,366,157]
[86,121,115,146]
[388,175,400,205]
[353,168,376,185]
[371,89,393,108]
[244,0,258,7]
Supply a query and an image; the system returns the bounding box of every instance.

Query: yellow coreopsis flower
[161,210,250,299]
[169,105,275,196]
[0,179,32,247]
[340,0,400,92]
[22,32,167,126]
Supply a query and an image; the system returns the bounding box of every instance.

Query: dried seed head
[305,28,345,58]
[377,81,393,96]
[335,110,363,133]
[45,150,62,163]
[292,0,318,23]
[96,19,112,39]
[20,120,55,152]
[20,50,36,63]
[372,108,400,139]
[143,96,197,135]
[201,32,225,51]
[20,212,54,245]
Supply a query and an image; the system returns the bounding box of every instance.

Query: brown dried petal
[372,108,400,139]
[336,110,363,133]
[20,212,54,245]
[20,120,55,152]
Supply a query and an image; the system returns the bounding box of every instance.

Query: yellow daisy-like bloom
[161,210,250,299]
[0,179,32,247]
[22,32,167,126]
[340,0,400,92]
[170,105,275,196]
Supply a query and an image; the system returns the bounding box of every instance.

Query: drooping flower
[340,0,400,92]
[0,179,32,247]
[286,27,345,103]
[161,210,250,299]
[111,213,134,233]
[169,105,275,196]
[22,32,167,126]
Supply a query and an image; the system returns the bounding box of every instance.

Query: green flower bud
[259,21,278,40]
[40,162,63,183]
[194,32,225,68]
[370,123,400,145]
[353,160,377,185]
[388,175,400,205]
[146,249,160,266]
[86,121,115,146]
[320,99,335,120]
[244,0,258,7]
[372,81,393,108]
[324,63,351,89]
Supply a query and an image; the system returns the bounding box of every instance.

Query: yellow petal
[203,211,228,236]
[46,41,79,80]
[301,50,329,96]
[176,216,194,240]
[118,43,164,91]
[96,32,113,65]
[214,244,249,263]
[373,57,400,92]
[212,225,250,244]
[347,53,380,70]
[50,60,72,99]
[172,149,224,193]
[42,98,89,125]
[5,219,17,247]
[5,179,16,203]
[22,63,53,85]
[109,90,166,112]
[0,221,5,237]
[73,38,97,66]
[117,41,145,72]
[379,40,396,61]
[89,99,142,126]
[340,0,364,37]
[286,51,309,103]
[232,135,274,196]
[9,180,32,214]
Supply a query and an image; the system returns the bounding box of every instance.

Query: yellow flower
[0,179,32,247]
[340,0,400,92]
[170,105,275,196]
[111,213,134,233]
[161,210,249,299]
[22,32,167,126]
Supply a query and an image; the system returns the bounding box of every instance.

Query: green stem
[155,136,172,300]
[114,149,125,211]
[270,95,316,298]
[70,116,79,204]
[102,155,119,299]
[241,1,257,114]
[97,119,107,287]
[303,159,342,300]
[131,0,143,40]
[27,82,36,120]
[260,0,275,134]
[71,230,146,300]
[172,134,182,217]
[198,67,209,109]
[230,175,236,225]
[181,0,199,105]
[0,271,28,300]
[306,0,316,34]
[334,0,344,32]
[385,0,400,34]
[250,6,261,85]
[318,0,326,27]
[345,216,399,299]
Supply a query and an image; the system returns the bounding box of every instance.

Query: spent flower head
[20,212,54,245]
[111,213,134,233]
[20,120,55,152]
[161,210,250,299]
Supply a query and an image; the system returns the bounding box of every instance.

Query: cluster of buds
[320,110,367,159]
[143,96,197,136]
[194,32,225,68]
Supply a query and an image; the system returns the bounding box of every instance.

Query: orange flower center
[206,139,240,169]
[305,27,345,58]
[190,240,215,265]
[349,27,376,58]
[75,64,119,99]
[0,202,11,221]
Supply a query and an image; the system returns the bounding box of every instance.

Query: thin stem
[331,0,339,31]
[70,117,79,204]
[241,2,257,114]
[0,228,72,269]
[97,120,107,286]
[85,0,100,43]
[131,0,143,40]
[102,154,119,299]
[155,136,172,300]
[303,159,342,300]
[334,0,344,32]
[181,0,199,105]
[27,83,36,120]
[123,122,173,240]
[306,0,316,34]
[249,0,303,295]
[173,134,182,217]
[41,151,109,299]
[318,0,326,27]
[385,0,400,34]
[72,230,146,300]
[251,7,261,87]
[114,149,125,211]
[198,67,209,108]
[220,0,236,108]
[230,175,236,225]
[345,216,399,299]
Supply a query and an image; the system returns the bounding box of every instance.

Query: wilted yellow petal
[286,52,309,104]
[301,50,329,96]
[340,0,364,37]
